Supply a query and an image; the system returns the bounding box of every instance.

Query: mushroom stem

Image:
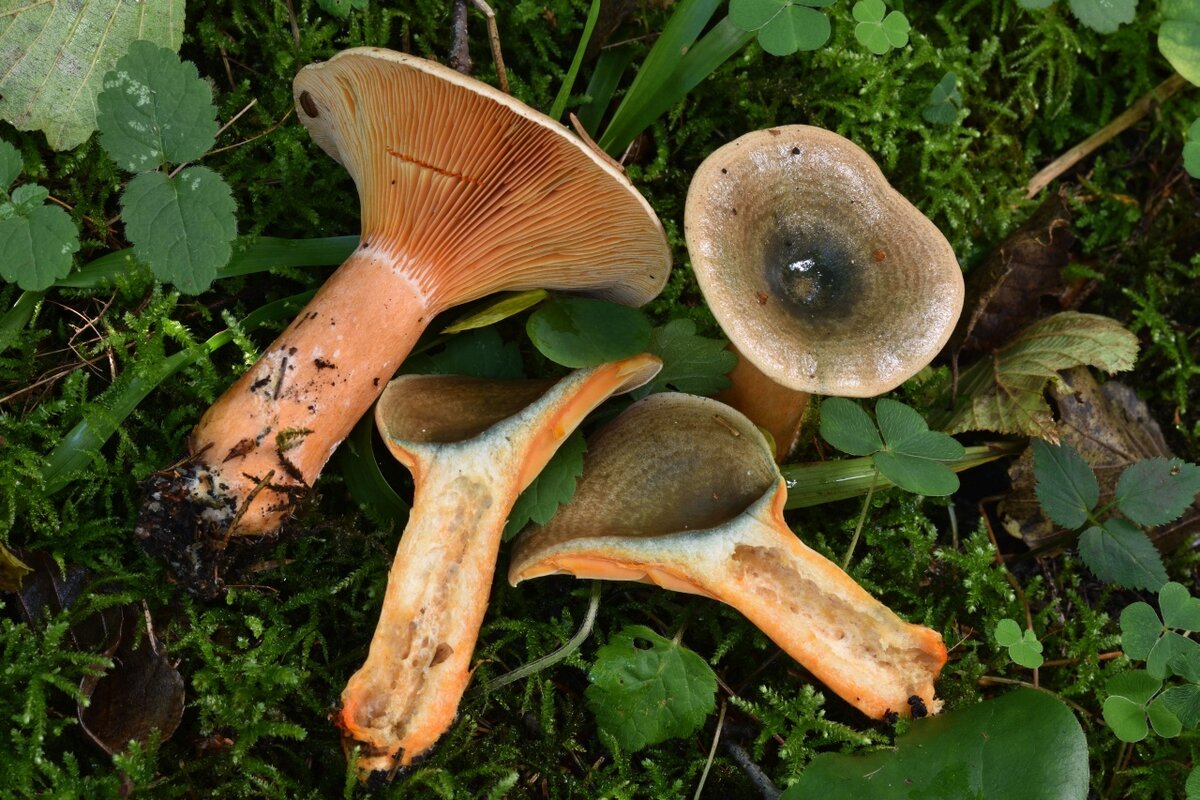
[339,355,661,776]
[188,248,432,535]
[716,345,810,462]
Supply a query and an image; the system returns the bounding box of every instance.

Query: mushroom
[685,125,963,458]
[509,392,947,720]
[136,48,670,569]
[340,353,662,776]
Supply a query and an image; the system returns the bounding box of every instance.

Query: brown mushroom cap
[684,125,963,397]
[293,48,670,308]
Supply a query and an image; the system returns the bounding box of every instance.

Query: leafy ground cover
[1,0,1199,798]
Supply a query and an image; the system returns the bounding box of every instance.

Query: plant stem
[479,581,602,693]
[842,468,877,570]
[977,675,1091,719]
[693,701,727,800]
[1025,73,1189,199]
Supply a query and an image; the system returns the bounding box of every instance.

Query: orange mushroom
[136,49,670,583]
[685,125,963,459]
[509,392,947,720]
[340,354,662,777]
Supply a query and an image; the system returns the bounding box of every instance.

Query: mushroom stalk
[340,355,661,776]
[509,393,946,719]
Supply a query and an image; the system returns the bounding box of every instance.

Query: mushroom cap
[684,125,964,397]
[293,48,670,308]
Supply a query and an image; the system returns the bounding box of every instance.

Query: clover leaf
[1103,670,1164,742]
[994,618,1045,669]
[922,71,963,126]
[852,0,910,55]
[728,0,833,56]
[821,397,963,496]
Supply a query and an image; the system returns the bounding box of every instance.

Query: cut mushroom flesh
[684,125,964,397]
[338,354,661,777]
[509,393,947,720]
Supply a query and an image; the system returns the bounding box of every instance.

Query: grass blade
[549,0,604,121]
[577,45,635,135]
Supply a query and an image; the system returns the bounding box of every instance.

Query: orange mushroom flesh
[716,345,810,461]
[684,125,963,442]
[509,393,947,720]
[339,354,662,777]
[136,48,670,556]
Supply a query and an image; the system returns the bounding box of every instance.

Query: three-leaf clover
[1103,670,1180,742]
[852,0,910,55]
[820,397,965,496]
[994,618,1045,669]
[96,40,236,295]
[585,625,717,752]
[922,72,963,126]
[1032,440,1200,590]
[728,0,834,57]
[0,139,81,290]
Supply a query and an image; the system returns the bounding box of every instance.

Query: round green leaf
[1146,631,1199,680]
[874,451,959,496]
[1068,0,1136,34]
[783,689,1089,800]
[819,397,882,456]
[97,40,219,171]
[995,618,1023,647]
[526,297,652,369]
[1159,0,1200,85]
[1106,669,1163,705]
[881,11,911,47]
[1119,601,1163,660]
[852,0,885,23]
[1032,439,1099,529]
[729,0,787,32]
[0,139,22,189]
[1186,765,1200,800]
[1159,582,1200,631]
[1162,684,1200,729]
[121,167,237,295]
[1147,696,1183,738]
[1114,458,1200,527]
[0,202,80,290]
[1103,695,1149,742]
[757,4,830,56]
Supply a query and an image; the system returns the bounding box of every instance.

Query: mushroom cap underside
[293,48,670,308]
[684,125,964,397]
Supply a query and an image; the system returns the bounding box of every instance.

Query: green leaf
[1185,118,1200,178]
[1187,765,1200,800]
[1119,601,1164,660]
[403,327,524,379]
[0,1,185,150]
[120,167,237,294]
[1159,582,1200,631]
[1148,632,1200,680]
[873,452,959,496]
[1107,669,1163,705]
[1162,685,1200,728]
[0,202,81,290]
[586,625,717,753]
[337,413,409,530]
[729,0,784,32]
[940,312,1138,437]
[1017,0,1056,9]
[441,290,548,334]
[1148,696,1183,737]
[923,71,963,126]
[819,398,882,456]
[526,297,652,369]
[1114,459,1200,526]
[97,41,219,172]
[1032,439,1099,529]
[630,319,736,399]
[1067,0,1136,33]
[10,183,50,214]
[783,689,1089,800]
[757,4,831,56]
[0,541,32,592]
[1161,1,1200,85]
[1103,695,1150,742]
[853,1,910,54]
[504,431,587,541]
[0,139,22,189]
[1078,519,1167,591]
[876,399,965,461]
[317,0,369,18]
[995,618,1023,647]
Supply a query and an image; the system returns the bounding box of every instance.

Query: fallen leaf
[0,541,32,592]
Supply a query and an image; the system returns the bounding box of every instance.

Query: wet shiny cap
[684,125,964,397]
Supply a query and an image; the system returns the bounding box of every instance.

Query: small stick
[472,0,509,93]
[448,0,472,74]
[283,0,301,48]
[1025,73,1189,199]
[569,112,625,173]
[693,702,727,800]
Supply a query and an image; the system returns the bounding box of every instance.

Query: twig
[283,0,301,48]
[215,98,259,141]
[570,112,625,173]
[977,675,1090,718]
[448,0,472,74]
[471,0,509,93]
[722,739,781,800]
[207,109,295,157]
[1025,73,1189,199]
[693,701,727,800]
[1040,651,1122,669]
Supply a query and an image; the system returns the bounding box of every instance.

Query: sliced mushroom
[509,393,947,720]
[685,125,964,455]
[339,354,661,776]
[136,49,671,569]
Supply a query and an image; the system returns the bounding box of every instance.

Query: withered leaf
[0,541,32,592]
[78,606,185,756]
[933,312,1138,438]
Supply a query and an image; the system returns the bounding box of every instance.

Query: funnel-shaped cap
[685,125,963,396]
[294,48,670,307]
[510,393,946,719]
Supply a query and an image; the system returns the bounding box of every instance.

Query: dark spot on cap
[299,90,319,118]
[872,249,886,263]
[763,226,860,328]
